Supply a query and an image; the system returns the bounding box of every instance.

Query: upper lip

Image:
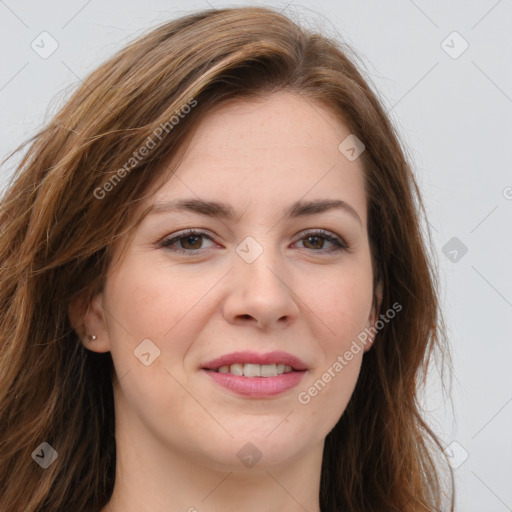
[202,351,308,371]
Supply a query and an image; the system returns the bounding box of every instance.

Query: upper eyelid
[161,228,346,248]
[162,227,342,239]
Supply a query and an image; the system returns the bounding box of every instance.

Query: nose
[221,243,300,331]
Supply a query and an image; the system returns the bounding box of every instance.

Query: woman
[0,6,454,511]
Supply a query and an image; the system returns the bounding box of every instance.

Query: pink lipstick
[201,351,308,398]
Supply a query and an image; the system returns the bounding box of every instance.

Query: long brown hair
[0,6,454,511]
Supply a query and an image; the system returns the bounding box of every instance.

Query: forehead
[145,92,367,225]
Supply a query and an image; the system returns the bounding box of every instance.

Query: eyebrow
[148,198,363,225]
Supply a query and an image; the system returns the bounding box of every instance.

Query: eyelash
[160,229,347,255]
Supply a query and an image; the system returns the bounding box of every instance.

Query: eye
[160,229,216,254]
[160,228,347,256]
[294,229,347,253]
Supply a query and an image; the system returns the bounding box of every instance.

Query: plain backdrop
[1,1,511,510]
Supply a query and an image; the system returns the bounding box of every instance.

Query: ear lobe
[68,293,110,353]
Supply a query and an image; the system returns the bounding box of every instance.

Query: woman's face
[78,92,380,471]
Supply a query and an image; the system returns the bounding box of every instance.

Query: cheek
[103,254,231,391]
[104,256,206,341]
[308,264,374,344]
[104,259,207,426]
[296,338,364,440]
[298,262,373,427]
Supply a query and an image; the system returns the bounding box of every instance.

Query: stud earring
[88,334,97,341]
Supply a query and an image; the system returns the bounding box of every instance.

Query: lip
[202,369,306,398]
[201,351,308,398]
[201,351,308,371]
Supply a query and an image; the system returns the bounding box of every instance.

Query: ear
[68,292,111,353]
[363,279,383,353]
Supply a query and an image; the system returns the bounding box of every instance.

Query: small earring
[89,334,97,341]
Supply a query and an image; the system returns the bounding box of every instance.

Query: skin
[70,92,382,512]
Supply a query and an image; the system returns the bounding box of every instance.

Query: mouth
[201,350,308,376]
[201,351,308,397]
[210,362,295,377]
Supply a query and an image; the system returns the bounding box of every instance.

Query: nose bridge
[223,233,298,329]
[235,233,285,292]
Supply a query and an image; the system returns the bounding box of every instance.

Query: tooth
[243,364,261,377]
[217,363,293,377]
[260,364,278,377]
[230,363,243,376]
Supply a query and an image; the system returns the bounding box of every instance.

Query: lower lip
[202,369,306,397]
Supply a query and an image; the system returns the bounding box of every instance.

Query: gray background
[1,1,511,510]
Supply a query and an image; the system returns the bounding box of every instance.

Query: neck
[102,417,324,512]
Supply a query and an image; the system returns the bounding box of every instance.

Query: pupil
[307,236,323,249]
[183,235,201,249]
